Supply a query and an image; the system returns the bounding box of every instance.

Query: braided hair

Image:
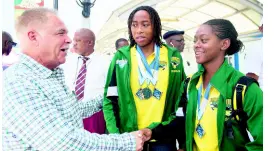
[127,6,163,47]
[203,19,244,56]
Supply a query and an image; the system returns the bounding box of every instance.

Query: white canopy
[95,0,263,55]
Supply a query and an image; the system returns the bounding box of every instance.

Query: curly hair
[127,6,163,47]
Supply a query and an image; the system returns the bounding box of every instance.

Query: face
[117,40,129,49]
[194,24,224,64]
[36,14,71,69]
[131,10,154,47]
[169,34,185,52]
[73,32,94,56]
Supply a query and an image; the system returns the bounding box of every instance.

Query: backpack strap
[231,76,259,140]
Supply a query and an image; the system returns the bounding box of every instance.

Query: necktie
[75,56,89,100]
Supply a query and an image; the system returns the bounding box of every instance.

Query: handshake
[130,128,152,151]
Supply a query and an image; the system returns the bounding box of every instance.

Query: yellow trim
[233,84,247,121]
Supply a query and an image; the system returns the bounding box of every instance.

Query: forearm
[3,98,135,151]
[244,84,263,150]
[80,94,103,118]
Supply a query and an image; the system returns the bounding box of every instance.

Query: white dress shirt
[61,52,110,101]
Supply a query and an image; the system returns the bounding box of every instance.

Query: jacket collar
[191,59,237,97]
[20,53,63,79]
[118,43,178,59]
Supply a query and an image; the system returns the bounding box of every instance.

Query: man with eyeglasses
[2,31,17,70]
[163,30,185,52]
[164,30,198,76]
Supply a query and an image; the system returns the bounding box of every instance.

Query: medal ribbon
[197,83,211,121]
[136,44,160,85]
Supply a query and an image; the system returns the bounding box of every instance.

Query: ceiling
[95,0,263,54]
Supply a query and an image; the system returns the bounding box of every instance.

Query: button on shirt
[2,53,135,151]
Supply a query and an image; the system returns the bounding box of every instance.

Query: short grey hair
[15,8,57,35]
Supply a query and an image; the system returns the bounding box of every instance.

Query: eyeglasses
[171,39,184,43]
[8,41,17,47]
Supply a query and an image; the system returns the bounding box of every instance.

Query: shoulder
[242,79,263,115]
[3,62,28,81]
[228,70,262,106]
[245,80,262,99]
[118,46,131,55]
[222,63,244,85]
[164,45,182,61]
[163,43,177,52]
[3,64,37,97]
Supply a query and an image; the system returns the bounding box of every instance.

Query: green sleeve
[181,56,187,81]
[170,52,186,119]
[161,53,186,126]
[244,83,263,151]
[103,54,120,134]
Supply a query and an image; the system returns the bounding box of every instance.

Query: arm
[80,55,112,118]
[244,83,263,151]
[2,79,136,151]
[103,55,120,133]
[181,55,187,81]
[79,94,103,118]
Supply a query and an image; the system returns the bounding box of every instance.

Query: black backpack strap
[180,77,191,114]
[232,76,259,140]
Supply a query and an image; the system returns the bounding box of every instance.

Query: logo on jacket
[159,61,167,70]
[171,57,180,69]
[116,59,128,68]
[210,99,218,110]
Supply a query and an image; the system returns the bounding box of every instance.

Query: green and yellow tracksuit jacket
[103,44,186,135]
[184,60,263,151]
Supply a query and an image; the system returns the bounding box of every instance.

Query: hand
[139,128,152,141]
[131,131,144,151]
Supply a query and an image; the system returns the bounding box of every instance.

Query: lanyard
[197,83,211,121]
[136,44,160,85]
